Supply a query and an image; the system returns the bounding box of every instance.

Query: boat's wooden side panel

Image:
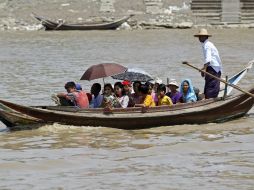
[0,109,44,128]
[0,88,253,129]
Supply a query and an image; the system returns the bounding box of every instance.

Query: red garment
[86,93,92,102]
[122,80,131,86]
[72,91,89,108]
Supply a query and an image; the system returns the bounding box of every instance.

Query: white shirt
[117,95,129,108]
[202,39,222,73]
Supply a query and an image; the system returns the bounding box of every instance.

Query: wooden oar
[182,61,254,98]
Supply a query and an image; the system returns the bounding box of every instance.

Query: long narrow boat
[0,110,43,128]
[0,87,253,130]
[33,13,133,30]
[0,103,44,128]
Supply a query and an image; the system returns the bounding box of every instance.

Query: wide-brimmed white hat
[167,80,179,88]
[194,28,212,37]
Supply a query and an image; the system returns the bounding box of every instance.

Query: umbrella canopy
[112,68,154,82]
[80,63,127,81]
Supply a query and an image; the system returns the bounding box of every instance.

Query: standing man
[194,28,222,99]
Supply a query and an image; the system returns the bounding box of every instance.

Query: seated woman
[122,80,135,107]
[56,81,89,108]
[166,80,182,104]
[145,81,157,105]
[122,80,132,95]
[151,78,162,106]
[157,84,173,106]
[180,79,197,103]
[101,83,117,108]
[114,82,129,108]
[135,84,155,107]
[130,81,142,106]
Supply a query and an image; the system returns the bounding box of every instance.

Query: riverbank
[0,0,254,31]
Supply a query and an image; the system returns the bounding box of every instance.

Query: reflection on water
[0,29,254,189]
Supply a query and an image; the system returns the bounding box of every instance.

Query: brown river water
[0,29,253,189]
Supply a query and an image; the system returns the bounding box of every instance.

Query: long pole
[182,61,254,98]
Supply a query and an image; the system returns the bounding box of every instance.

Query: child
[135,84,155,107]
[101,83,117,108]
[157,84,173,106]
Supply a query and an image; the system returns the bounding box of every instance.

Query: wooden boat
[0,87,253,130]
[33,13,134,30]
[0,109,44,128]
[0,103,44,128]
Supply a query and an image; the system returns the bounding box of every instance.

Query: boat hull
[0,109,44,128]
[33,14,133,30]
[0,88,253,129]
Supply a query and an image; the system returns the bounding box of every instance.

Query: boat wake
[9,24,44,31]
[37,123,104,132]
[0,126,9,133]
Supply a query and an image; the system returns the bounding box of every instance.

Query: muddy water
[0,29,253,189]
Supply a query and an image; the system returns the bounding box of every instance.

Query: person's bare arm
[57,93,67,98]
[201,63,209,77]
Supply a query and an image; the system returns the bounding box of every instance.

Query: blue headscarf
[180,79,197,103]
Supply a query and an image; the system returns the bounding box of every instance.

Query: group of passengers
[53,28,223,109]
[54,78,200,109]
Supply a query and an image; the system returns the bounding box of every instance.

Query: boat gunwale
[41,95,235,114]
